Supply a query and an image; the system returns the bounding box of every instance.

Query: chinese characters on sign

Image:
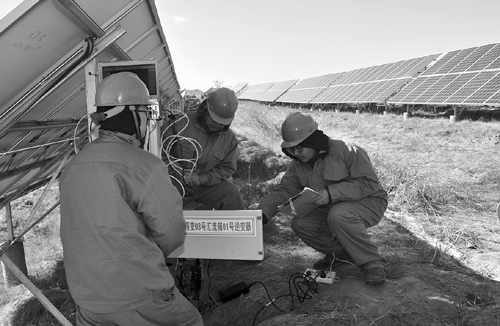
[184,218,255,236]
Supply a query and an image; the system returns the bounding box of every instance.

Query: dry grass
[232,103,500,252]
[1,102,500,325]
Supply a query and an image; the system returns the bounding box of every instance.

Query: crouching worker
[258,112,388,285]
[59,72,203,326]
[161,87,244,210]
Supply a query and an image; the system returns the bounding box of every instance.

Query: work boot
[364,267,386,285]
[313,253,334,269]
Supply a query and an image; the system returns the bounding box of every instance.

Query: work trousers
[291,196,387,270]
[183,180,245,210]
[76,286,203,326]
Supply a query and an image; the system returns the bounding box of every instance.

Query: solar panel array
[312,55,439,104]
[236,42,500,107]
[388,43,500,106]
[236,55,440,105]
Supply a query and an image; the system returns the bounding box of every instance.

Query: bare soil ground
[255,214,500,326]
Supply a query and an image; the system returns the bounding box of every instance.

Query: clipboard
[277,187,320,218]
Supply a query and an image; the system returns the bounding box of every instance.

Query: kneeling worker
[161,87,244,210]
[258,112,388,285]
[60,72,203,325]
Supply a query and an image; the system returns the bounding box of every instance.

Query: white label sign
[184,217,256,236]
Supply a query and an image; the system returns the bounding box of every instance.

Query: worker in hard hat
[60,72,203,326]
[258,112,388,285]
[161,87,244,210]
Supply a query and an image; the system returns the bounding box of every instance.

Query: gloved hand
[184,172,201,187]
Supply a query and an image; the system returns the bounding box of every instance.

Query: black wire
[249,272,319,326]
[199,259,320,325]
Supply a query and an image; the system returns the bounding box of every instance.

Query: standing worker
[258,112,388,285]
[60,72,203,325]
[162,87,244,210]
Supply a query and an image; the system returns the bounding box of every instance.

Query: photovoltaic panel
[413,75,458,103]
[467,71,500,105]
[421,50,461,76]
[384,60,407,79]
[238,82,274,101]
[394,57,425,77]
[467,43,500,71]
[311,85,342,103]
[337,84,365,102]
[486,80,500,105]
[276,88,317,104]
[397,76,445,103]
[433,47,476,75]
[308,55,438,104]
[360,80,388,101]
[276,73,342,103]
[450,44,496,73]
[237,84,259,99]
[445,71,498,104]
[486,55,500,70]
[232,82,248,95]
[353,66,377,83]
[425,74,463,104]
[355,84,381,102]
[336,69,362,85]
[368,80,402,102]
[389,43,500,105]
[254,79,299,102]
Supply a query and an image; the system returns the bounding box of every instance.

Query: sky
[1,0,500,92]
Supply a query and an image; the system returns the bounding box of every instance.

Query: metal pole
[0,255,73,326]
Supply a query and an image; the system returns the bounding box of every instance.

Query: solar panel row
[389,43,500,106]
[238,55,438,104]
[235,43,499,106]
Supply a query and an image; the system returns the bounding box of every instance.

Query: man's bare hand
[311,189,330,206]
[184,172,201,187]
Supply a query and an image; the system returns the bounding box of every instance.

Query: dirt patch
[254,216,500,325]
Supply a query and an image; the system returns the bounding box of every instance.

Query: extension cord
[304,268,336,284]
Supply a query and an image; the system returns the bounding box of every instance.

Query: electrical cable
[161,110,202,203]
[249,272,320,326]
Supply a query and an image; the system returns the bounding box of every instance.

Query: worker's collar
[97,130,141,147]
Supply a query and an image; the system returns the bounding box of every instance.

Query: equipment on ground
[169,210,264,261]
[303,268,337,284]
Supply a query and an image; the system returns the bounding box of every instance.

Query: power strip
[304,268,336,284]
